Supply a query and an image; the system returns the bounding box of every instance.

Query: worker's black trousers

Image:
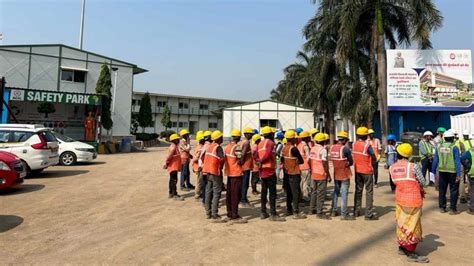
[438,172,459,211]
[260,175,277,215]
[169,171,178,196]
[284,173,301,214]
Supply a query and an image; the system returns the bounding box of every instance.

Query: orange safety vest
[240,139,253,171]
[329,144,352,180]
[251,143,259,172]
[192,143,203,172]
[389,160,423,208]
[179,139,191,163]
[167,144,181,173]
[202,143,221,176]
[352,140,373,174]
[310,144,327,180]
[297,142,310,171]
[282,144,300,175]
[224,142,243,177]
[367,138,380,157]
[258,139,276,169]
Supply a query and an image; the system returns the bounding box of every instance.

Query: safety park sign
[9,89,102,106]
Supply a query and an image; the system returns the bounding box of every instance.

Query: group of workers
[163,125,474,263]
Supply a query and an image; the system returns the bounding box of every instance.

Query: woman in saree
[389,143,429,263]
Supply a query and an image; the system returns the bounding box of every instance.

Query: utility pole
[79,0,86,49]
[0,77,5,120]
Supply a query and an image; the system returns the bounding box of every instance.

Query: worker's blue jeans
[438,171,459,211]
[180,163,191,188]
[332,180,350,216]
[420,158,432,182]
[241,170,251,203]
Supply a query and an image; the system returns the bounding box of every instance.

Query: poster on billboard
[387,49,473,111]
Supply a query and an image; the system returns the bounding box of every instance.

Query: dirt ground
[1,144,473,265]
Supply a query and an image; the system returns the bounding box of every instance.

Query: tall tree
[96,64,113,134]
[138,92,153,132]
[161,105,172,130]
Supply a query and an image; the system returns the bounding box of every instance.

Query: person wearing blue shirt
[431,131,462,214]
[460,150,474,215]
[384,134,398,192]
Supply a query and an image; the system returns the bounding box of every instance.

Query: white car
[52,132,97,166]
[0,124,59,175]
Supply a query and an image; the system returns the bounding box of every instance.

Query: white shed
[222,100,315,137]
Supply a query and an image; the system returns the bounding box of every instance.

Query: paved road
[1,146,473,264]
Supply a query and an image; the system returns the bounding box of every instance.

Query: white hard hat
[423,131,433,137]
[444,131,455,138]
[448,128,458,135]
[462,130,470,136]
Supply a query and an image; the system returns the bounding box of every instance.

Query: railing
[131,105,211,115]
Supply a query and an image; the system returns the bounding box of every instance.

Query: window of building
[260,119,277,128]
[171,122,178,128]
[178,122,188,128]
[61,69,86,83]
[178,102,189,109]
[132,99,141,106]
[157,101,167,107]
[199,104,208,110]
[208,122,218,129]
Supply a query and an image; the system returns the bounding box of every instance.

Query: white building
[132,91,246,134]
[222,100,315,137]
[0,44,146,140]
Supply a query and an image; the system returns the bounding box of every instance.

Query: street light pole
[79,0,86,49]
[110,67,118,139]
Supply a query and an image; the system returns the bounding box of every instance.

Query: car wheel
[60,152,77,166]
[21,160,31,178]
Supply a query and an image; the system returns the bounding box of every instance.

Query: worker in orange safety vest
[163,134,184,201]
[309,133,332,219]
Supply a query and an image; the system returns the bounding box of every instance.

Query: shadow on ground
[417,234,445,256]
[0,215,24,233]
[0,184,45,196]
[76,161,106,166]
[32,170,89,179]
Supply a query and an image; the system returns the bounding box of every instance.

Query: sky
[0,0,473,101]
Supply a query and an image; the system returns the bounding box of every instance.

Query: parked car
[52,132,97,166]
[0,124,59,175]
[0,150,26,189]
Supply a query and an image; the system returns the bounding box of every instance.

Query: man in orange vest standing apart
[353,127,378,220]
[309,133,332,219]
[281,130,307,219]
[329,131,355,220]
[224,129,248,224]
[298,131,312,202]
[240,127,254,207]
[202,130,226,223]
[257,126,286,221]
[368,129,382,187]
[163,134,184,201]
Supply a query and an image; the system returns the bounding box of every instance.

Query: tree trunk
[343,118,350,132]
[327,107,336,144]
[376,5,389,145]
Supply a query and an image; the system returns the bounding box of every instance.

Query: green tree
[138,92,153,132]
[161,105,172,130]
[96,64,113,134]
[37,102,56,118]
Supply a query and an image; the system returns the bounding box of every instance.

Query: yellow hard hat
[196,131,204,141]
[261,126,273,135]
[252,134,261,143]
[282,138,287,144]
[396,143,413,158]
[310,128,319,135]
[169,134,180,141]
[211,130,223,141]
[324,133,329,141]
[299,131,310,138]
[231,129,242,137]
[203,130,212,137]
[284,130,296,139]
[356,127,369,136]
[368,129,375,134]
[243,127,254,134]
[271,127,276,133]
[179,129,190,136]
[337,131,349,139]
[314,133,326,142]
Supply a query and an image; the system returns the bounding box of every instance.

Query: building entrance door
[189,121,197,134]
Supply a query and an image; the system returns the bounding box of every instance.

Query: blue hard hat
[295,127,303,134]
[253,129,259,134]
[276,131,284,139]
[387,134,396,141]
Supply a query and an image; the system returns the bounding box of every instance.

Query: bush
[134,133,159,141]
[159,130,176,139]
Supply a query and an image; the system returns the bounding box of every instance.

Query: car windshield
[53,132,75,142]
